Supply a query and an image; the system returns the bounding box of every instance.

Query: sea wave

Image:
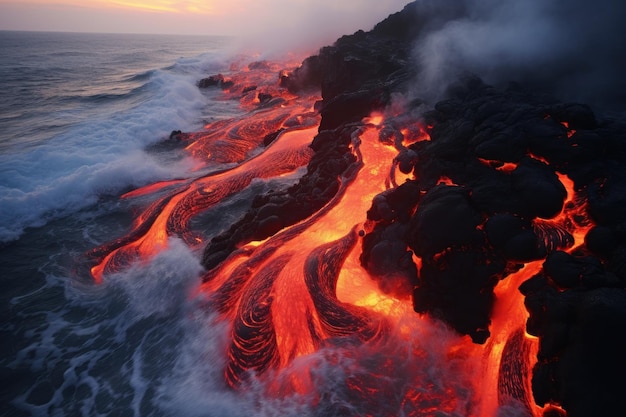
[0,53,232,244]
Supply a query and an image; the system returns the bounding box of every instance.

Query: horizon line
[0,28,236,38]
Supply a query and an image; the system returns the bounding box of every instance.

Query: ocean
[0,31,263,416]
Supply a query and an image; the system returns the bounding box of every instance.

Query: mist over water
[410,0,626,112]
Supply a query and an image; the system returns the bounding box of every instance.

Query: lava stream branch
[305,229,387,343]
[226,254,291,386]
[89,99,319,282]
[200,123,408,388]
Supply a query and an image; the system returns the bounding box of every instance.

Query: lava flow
[197,116,480,415]
[88,54,600,416]
[89,62,320,283]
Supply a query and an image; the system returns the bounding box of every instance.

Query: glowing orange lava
[478,158,519,173]
[88,61,595,416]
[198,119,481,415]
[476,168,592,416]
[479,262,543,416]
[561,121,576,138]
[89,62,320,283]
[202,124,402,383]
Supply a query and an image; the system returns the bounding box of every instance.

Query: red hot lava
[88,60,595,416]
[89,62,319,283]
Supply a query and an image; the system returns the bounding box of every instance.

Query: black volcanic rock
[584,226,617,256]
[360,66,626,415]
[280,2,440,131]
[510,157,567,219]
[485,214,546,262]
[408,185,482,258]
[257,92,273,105]
[414,244,504,344]
[521,272,626,417]
[361,222,417,298]
[198,73,234,89]
[197,2,626,415]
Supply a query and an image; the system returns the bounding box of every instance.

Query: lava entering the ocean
[87,4,626,413]
[87,54,598,416]
[89,61,320,284]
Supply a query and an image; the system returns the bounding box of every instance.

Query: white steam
[411,0,626,111]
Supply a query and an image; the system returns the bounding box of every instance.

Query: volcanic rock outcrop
[198,2,626,415]
[362,76,626,415]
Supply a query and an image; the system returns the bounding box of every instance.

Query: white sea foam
[0,55,228,243]
[106,238,204,319]
[10,239,207,415]
[8,232,489,417]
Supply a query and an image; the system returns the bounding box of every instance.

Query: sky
[0,0,411,45]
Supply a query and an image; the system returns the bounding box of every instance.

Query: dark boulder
[258,92,273,105]
[361,223,417,299]
[524,283,626,417]
[198,74,234,89]
[408,185,482,258]
[484,214,545,261]
[584,226,618,257]
[587,173,626,226]
[510,157,567,219]
[414,245,504,344]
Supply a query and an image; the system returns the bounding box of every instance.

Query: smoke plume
[411,0,626,112]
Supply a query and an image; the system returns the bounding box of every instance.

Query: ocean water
[0,31,257,416]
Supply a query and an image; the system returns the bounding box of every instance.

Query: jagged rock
[198,73,234,89]
[262,129,284,147]
[361,222,417,299]
[585,226,617,256]
[524,284,626,417]
[587,173,626,225]
[484,214,545,261]
[169,130,182,140]
[414,245,504,344]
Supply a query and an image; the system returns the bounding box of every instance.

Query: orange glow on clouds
[109,0,216,14]
[5,0,217,14]
[0,0,409,40]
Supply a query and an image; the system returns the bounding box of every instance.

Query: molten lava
[88,60,597,416]
[89,62,320,283]
[202,125,406,384]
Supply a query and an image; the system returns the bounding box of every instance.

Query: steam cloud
[411,0,626,112]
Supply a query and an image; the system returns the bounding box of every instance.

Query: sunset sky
[0,0,410,44]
